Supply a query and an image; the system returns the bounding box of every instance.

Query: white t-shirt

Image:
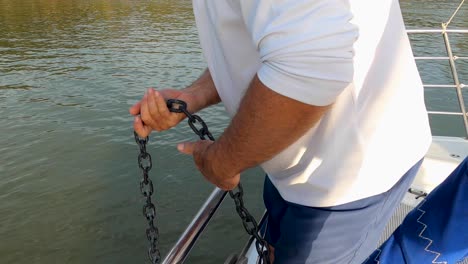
[192,0,432,207]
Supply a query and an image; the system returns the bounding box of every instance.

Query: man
[130,0,432,263]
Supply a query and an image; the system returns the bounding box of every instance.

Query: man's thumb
[177,141,196,155]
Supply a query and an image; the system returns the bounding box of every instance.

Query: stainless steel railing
[162,188,227,264]
[407,29,468,138]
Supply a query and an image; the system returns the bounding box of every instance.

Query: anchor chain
[134,132,161,264]
[229,185,270,263]
[166,99,270,264]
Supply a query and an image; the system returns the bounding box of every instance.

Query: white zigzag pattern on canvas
[416,199,447,264]
[373,248,382,264]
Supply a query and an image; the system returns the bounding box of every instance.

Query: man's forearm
[211,75,330,177]
[183,69,221,113]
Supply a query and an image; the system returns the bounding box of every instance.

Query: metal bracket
[408,188,428,199]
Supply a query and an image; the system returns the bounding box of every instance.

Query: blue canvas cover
[364,157,468,264]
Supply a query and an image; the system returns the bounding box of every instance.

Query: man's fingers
[140,93,157,129]
[146,89,163,129]
[177,141,196,155]
[152,89,171,117]
[147,89,170,130]
[217,174,241,191]
[178,140,214,155]
[129,101,141,115]
[134,116,152,138]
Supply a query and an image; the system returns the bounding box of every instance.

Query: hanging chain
[134,132,161,264]
[167,99,270,264]
[229,185,270,263]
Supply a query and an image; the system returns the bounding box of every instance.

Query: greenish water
[0,1,466,263]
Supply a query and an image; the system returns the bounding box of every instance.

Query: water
[403,0,468,137]
[0,1,466,263]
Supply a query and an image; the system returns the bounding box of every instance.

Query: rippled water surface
[0,0,467,263]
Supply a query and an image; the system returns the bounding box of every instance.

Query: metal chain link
[134,132,161,264]
[166,99,215,141]
[167,99,270,264]
[229,185,270,264]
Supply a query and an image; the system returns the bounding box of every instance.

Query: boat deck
[409,136,468,205]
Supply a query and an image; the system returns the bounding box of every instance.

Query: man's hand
[177,140,240,190]
[129,88,198,138]
[130,70,220,138]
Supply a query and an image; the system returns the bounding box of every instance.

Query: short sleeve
[250,0,358,106]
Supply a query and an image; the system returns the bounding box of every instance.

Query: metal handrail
[407,29,468,33]
[407,28,468,138]
[441,24,468,138]
[424,84,466,88]
[415,57,468,60]
[162,187,227,264]
[428,111,468,116]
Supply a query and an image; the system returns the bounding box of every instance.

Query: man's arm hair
[183,68,221,113]
[210,75,331,177]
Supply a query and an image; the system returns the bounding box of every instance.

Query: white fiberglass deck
[408,136,468,204]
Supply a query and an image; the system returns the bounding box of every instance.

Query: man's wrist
[182,69,220,113]
[209,140,241,181]
[182,87,204,113]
